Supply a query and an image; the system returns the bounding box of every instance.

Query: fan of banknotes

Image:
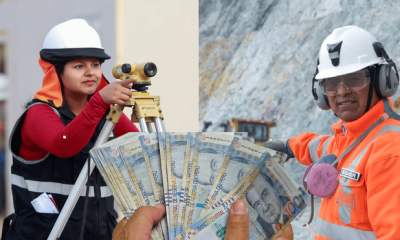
[89,132,308,240]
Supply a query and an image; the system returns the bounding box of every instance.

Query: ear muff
[312,59,331,110]
[302,154,339,198]
[373,42,399,98]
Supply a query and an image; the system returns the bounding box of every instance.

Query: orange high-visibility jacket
[289,98,400,240]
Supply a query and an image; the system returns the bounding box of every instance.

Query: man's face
[150,155,162,186]
[196,153,225,186]
[171,145,186,179]
[247,175,281,224]
[326,72,379,122]
[220,160,251,193]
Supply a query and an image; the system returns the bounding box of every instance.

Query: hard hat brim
[315,58,386,79]
[40,48,111,63]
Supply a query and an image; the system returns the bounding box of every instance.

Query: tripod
[48,88,166,240]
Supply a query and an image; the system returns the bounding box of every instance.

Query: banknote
[181,152,307,240]
[165,132,189,239]
[90,147,131,218]
[97,133,146,217]
[119,139,165,240]
[158,132,171,228]
[176,132,198,236]
[199,137,288,217]
[180,153,266,240]
[183,133,245,229]
[140,133,169,240]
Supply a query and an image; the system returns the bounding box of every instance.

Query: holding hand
[113,204,165,240]
[112,200,293,240]
[99,78,136,105]
[264,139,295,159]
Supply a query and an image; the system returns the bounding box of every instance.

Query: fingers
[121,77,137,88]
[99,79,134,105]
[112,204,166,240]
[225,200,249,240]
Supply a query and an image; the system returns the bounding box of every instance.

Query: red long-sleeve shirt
[20,92,139,161]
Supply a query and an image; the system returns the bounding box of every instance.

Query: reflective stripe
[11,174,112,198]
[318,218,376,240]
[338,186,352,224]
[322,136,333,156]
[308,136,322,162]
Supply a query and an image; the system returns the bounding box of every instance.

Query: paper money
[165,132,189,239]
[199,137,287,217]
[90,147,131,218]
[119,139,165,240]
[183,133,243,229]
[182,152,306,240]
[140,134,169,240]
[91,132,304,240]
[158,132,171,228]
[97,133,146,217]
[176,132,197,236]
[180,153,266,240]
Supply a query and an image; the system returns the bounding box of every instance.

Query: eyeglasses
[320,69,371,96]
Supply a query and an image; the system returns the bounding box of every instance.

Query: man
[265,25,400,239]
[246,172,290,237]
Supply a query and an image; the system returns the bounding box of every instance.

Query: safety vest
[4,101,117,240]
[289,98,400,240]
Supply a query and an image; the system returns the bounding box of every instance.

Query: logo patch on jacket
[340,168,361,181]
[337,190,355,209]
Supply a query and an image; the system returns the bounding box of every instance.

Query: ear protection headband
[372,42,399,98]
[311,59,331,110]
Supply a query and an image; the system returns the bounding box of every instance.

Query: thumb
[225,200,249,240]
[113,204,165,240]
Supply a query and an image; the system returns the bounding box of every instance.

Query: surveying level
[112,62,157,92]
[48,62,166,240]
[111,62,164,133]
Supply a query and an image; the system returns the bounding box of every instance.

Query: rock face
[200,0,400,137]
[199,0,400,238]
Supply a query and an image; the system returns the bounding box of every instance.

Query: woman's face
[61,57,102,97]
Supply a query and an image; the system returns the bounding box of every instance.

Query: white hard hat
[315,25,385,79]
[40,19,110,62]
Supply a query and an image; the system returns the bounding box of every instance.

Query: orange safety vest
[289,98,400,240]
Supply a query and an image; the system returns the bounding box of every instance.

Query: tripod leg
[154,118,164,132]
[161,120,166,132]
[139,118,149,132]
[48,120,116,240]
[146,122,153,133]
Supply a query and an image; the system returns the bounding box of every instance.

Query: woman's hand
[99,78,136,105]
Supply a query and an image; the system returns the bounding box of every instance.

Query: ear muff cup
[374,63,399,98]
[314,82,331,110]
[303,163,339,198]
[312,58,331,110]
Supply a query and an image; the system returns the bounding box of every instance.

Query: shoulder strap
[8,102,60,164]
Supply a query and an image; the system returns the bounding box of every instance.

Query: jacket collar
[331,98,392,138]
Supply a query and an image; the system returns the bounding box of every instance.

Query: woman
[4,19,139,240]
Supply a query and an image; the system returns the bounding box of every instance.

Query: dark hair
[54,61,68,74]
[258,171,274,188]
